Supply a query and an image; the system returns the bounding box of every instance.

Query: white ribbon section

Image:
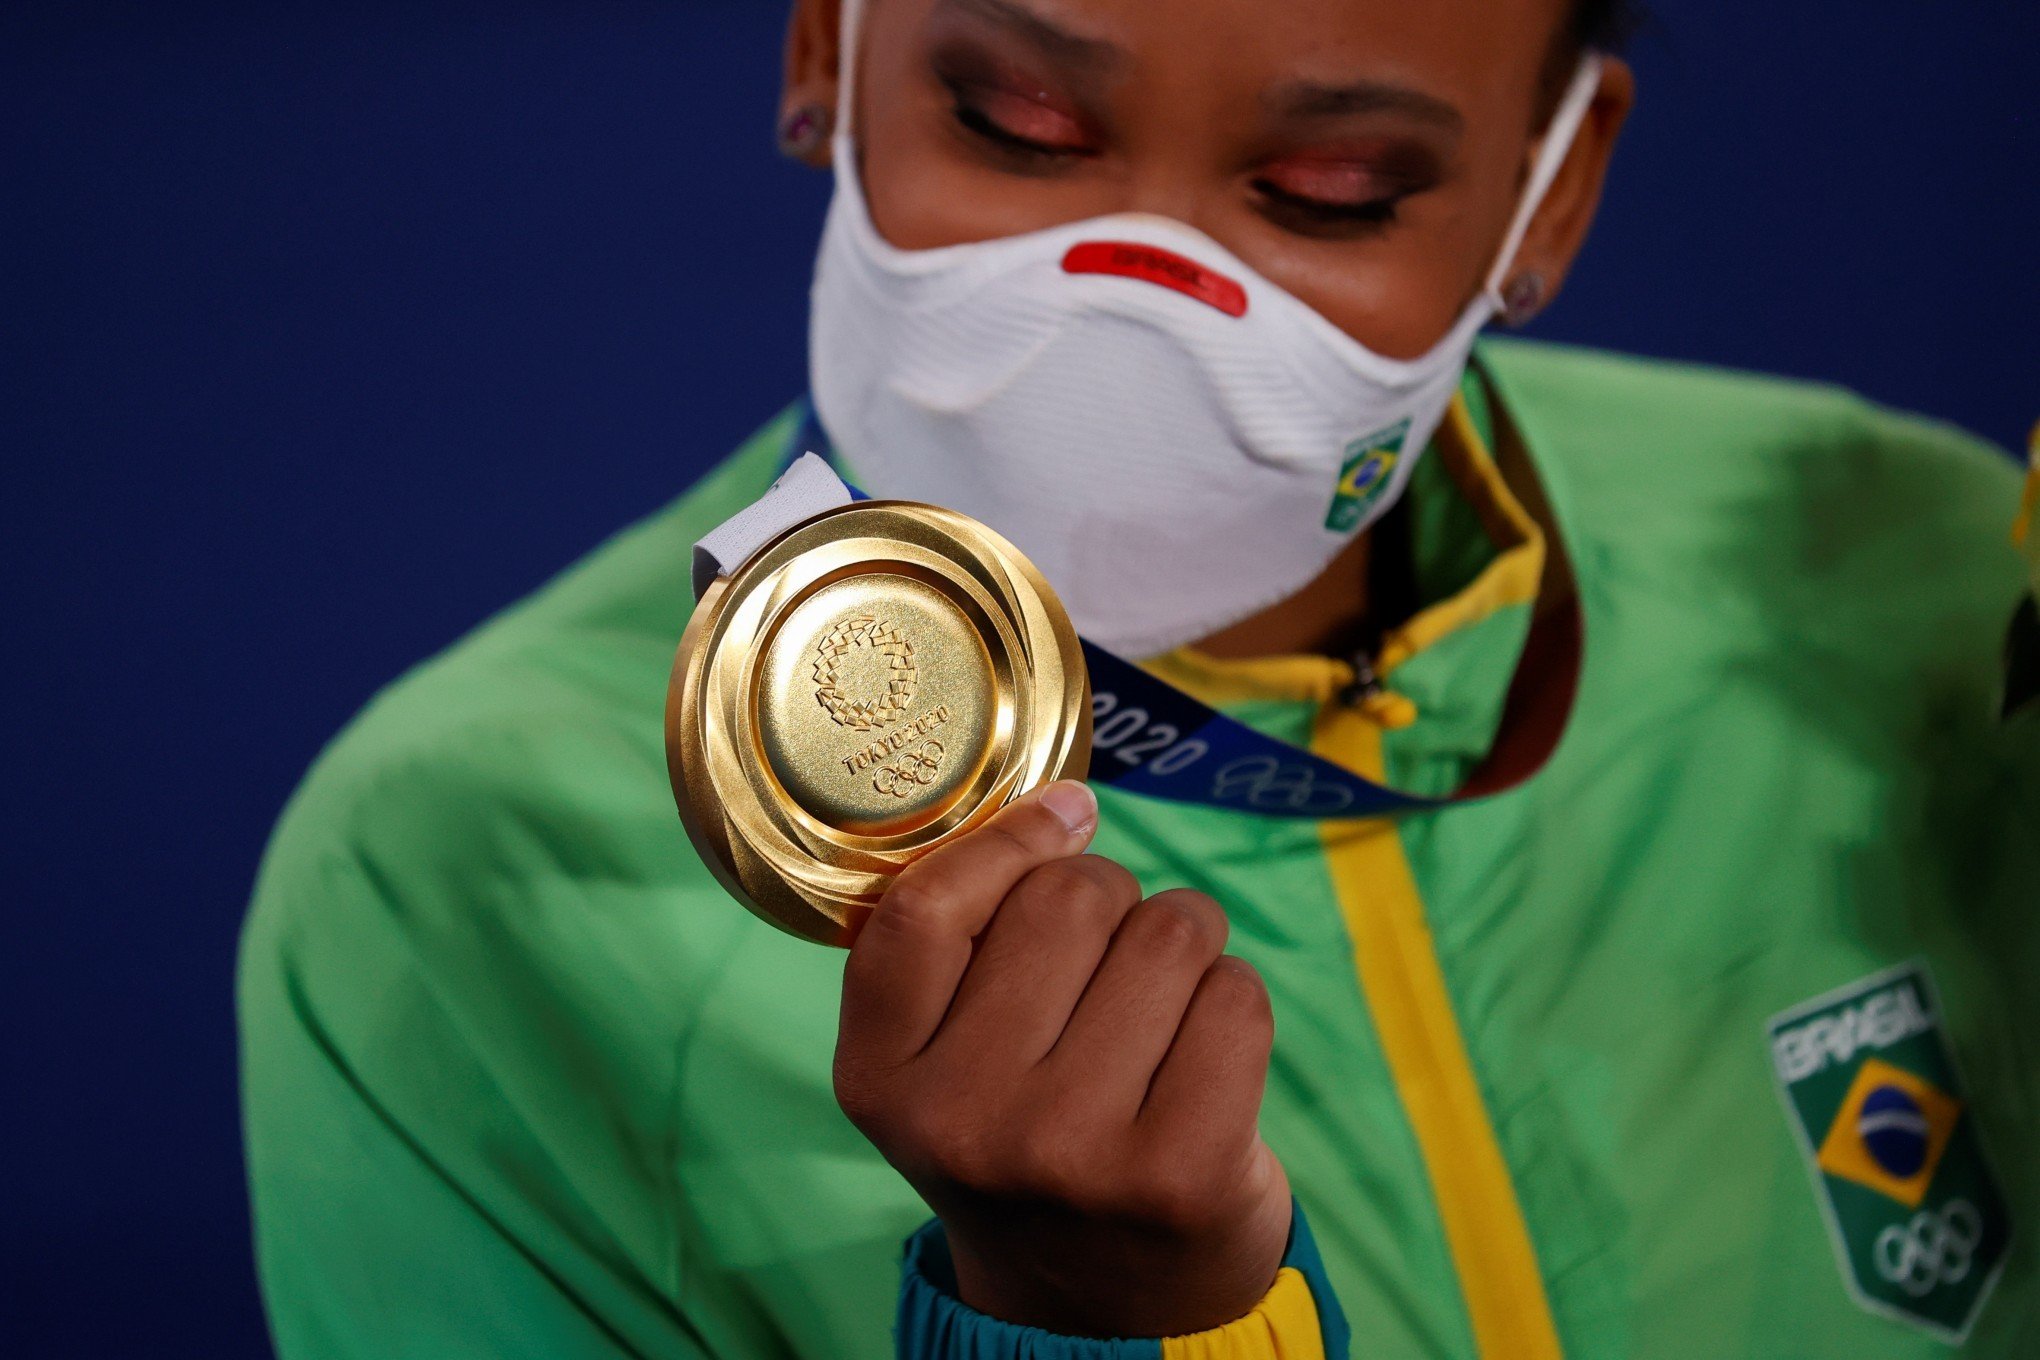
[691,451,852,599]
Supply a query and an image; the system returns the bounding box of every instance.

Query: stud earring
[1500,271,1549,327]
[777,102,833,160]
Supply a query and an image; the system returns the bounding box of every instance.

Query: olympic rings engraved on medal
[873,740,946,799]
[1209,755,1357,813]
[813,614,917,731]
[1089,690,1208,776]
[1873,1199,1984,1297]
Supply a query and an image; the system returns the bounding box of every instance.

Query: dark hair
[1569,0,1641,51]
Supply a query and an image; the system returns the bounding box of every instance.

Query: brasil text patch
[1769,960,2011,1340]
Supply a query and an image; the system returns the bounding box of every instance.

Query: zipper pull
[1339,651,1383,708]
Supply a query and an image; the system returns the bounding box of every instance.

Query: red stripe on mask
[1060,241,1248,317]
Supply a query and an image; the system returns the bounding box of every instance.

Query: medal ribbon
[690,405,1577,820]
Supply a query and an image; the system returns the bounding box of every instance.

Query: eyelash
[1251,178,1407,233]
[944,86,1087,164]
[954,105,1059,157]
[944,84,1412,235]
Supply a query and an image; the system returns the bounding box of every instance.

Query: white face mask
[810,0,1602,658]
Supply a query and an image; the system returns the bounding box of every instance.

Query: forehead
[912,0,1568,93]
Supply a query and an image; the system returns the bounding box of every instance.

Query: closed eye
[941,74,1095,162]
[1251,178,1407,236]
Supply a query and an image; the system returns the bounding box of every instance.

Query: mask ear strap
[835,0,867,143]
[1481,55,1604,310]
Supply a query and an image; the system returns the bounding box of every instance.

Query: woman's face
[785,0,1632,360]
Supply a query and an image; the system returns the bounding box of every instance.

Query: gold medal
[667,500,1090,945]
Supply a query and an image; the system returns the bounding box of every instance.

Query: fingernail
[1037,780,1097,834]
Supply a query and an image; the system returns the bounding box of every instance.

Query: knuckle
[975,818,1038,863]
[1207,964,1275,1059]
[1011,855,1135,922]
[830,1065,884,1130]
[1075,854,1143,904]
[1206,955,1271,1016]
[870,875,945,939]
[831,1056,904,1139]
[1136,890,1228,960]
[895,1101,987,1183]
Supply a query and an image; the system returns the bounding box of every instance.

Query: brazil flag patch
[1324,420,1409,532]
[1769,961,2011,1340]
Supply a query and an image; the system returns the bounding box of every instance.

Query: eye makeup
[916,5,1455,240]
[930,37,1100,167]
[1249,143,1444,237]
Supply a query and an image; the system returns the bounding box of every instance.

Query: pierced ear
[780,0,845,169]
[1509,57,1635,312]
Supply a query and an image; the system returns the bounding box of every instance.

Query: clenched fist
[833,780,1291,1339]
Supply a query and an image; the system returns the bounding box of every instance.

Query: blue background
[5,1,2035,1354]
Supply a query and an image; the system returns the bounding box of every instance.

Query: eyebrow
[1265,78,1465,132]
[938,0,1125,74]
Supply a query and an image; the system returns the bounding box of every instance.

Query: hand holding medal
[667,454,1293,1339]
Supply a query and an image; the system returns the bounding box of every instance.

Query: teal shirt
[239,340,2040,1358]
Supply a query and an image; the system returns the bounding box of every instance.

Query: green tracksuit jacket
[239,339,2040,1358]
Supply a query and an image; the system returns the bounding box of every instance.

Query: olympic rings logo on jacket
[1873,1200,1983,1297]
